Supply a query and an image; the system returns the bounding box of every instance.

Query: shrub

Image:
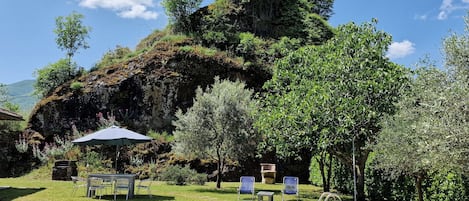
[190,173,207,185]
[424,171,469,201]
[70,82,84,91]
[179,46,194,53]
[236,32,266,60]
[159,165,206,185]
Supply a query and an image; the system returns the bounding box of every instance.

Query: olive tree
[255,20,408,200]
[373,15,469,201]
[172,77,259,189]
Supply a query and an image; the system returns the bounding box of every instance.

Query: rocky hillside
[28,39,270,138]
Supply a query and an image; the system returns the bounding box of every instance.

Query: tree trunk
[356,161,366,201]
[352,150,369,201]
[415,172,425,201]
[317,152,333,192]
[326,154,332,192]
[216,150,223,189]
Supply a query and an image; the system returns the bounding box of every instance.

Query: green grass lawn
[0,177,352,201]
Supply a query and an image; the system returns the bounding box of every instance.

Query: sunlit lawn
[0,177,352,201]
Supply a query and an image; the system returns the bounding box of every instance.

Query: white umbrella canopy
[72,125,152,146]
[72,125,152,172]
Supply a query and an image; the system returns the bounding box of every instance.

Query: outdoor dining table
[86,173,137,198]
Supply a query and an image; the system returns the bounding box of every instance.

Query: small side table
[257,191,274,201]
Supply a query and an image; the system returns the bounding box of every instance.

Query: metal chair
[282,176,299,201]
[114,178,130,200]
[136,179,153,198]
[88,177,105,199]
[237,176,255,200]
[318,192,342,201]
[71,176,86,196]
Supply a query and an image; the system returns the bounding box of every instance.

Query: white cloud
[414,14,428,21]
[438,0,469,20]
[386,40,416,59]
[79,0,159,20]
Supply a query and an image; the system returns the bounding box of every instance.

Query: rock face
[28,42,270,138]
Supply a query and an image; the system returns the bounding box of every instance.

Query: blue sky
[0,0,468,84]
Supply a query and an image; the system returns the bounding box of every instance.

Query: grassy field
[0,177,352,201]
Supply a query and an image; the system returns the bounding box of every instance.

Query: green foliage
[424,171,469,201]
[197,0,240,48]
[93,46,132,69]
[34,58,80,97]
[372,64,469,201]
[236,32,266,60]
[147,130,174,142]
[160,34,189,43]
[256,20,408,200]
[173,77,259,188]
[444,14,469,80]
[163,0,202,33]
[366,155,415,201]
[159,165,206,185]
[70,81,84,91]
[268,37,302,59]
[0,83,7,104]
[83,151,103,169]
[136,28,172,51]
[303,13,335,44]
[54,11,91,60]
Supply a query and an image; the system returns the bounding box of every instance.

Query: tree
[34,58,80,97]
[93,46,132,70]
[172,77,259,189]
[255,20,408,200]
[0,83,7,105]
[444,14,469,81]
[373,65,469,201]
[162,0,202,33]
[54,12,91,62]
[373,15,469,201]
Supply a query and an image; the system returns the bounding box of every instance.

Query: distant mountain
[6,80,38,113]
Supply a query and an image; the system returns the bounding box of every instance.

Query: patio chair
[71,176,86,196]
[281,176,299,201]
[136,179,153,198]
[237,176,255,200]
[88,177,105,199]
[318,192,342,201]
[114,178,130,200]
[102,177,114,194]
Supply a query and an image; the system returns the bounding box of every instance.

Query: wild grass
[0,177,352,201]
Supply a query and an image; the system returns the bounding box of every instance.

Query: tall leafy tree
[172,77,259,189]
[256,20,408,200]
[162,0,202,33]
[34,59,80,97]
[54,11,91,62]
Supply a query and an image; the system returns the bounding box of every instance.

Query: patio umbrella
[0,108,24,121]
[72,125,152,172]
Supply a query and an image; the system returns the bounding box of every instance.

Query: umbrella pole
[115,145,119,174]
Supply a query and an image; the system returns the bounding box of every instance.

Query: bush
[424,171,469,201]
[190,173,207,185]
[159,165,206,185]
[70,82,84,91]
[236,32,266,61]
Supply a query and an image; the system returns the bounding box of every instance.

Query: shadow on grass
[97,194,175,200]
[0,187,45,201]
